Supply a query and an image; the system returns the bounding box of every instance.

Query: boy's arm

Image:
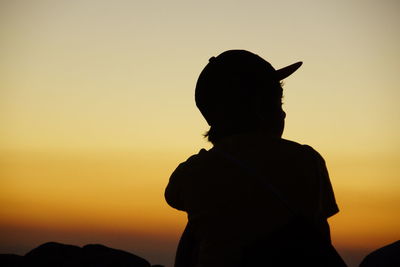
[165,163,186,211]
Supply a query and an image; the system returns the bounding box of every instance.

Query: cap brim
[276,61,303,80]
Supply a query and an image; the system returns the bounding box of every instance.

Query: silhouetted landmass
[0,242,163,267]
[0,254,23,267]
[359,240,400,267]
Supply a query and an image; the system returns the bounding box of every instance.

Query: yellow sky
[1,1,399,266]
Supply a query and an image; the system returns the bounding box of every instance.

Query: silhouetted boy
[165,50,346,267]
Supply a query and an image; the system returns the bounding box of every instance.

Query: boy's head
[195,50,302,143]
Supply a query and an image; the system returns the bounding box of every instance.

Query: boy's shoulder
[176,148,212,172]
[177,138,324,173]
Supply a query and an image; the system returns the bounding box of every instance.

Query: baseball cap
[195,50,302,126]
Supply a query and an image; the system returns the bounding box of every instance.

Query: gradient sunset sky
[1,1,399,266]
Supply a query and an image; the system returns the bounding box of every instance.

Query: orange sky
[1,1,399,266]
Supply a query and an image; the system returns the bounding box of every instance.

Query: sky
[1,0,399,266]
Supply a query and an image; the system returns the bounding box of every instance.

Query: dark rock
[25,242,82,266]
[82,244,151,267]
[360,240,400,267]
[0,254,23,267]
[0,242,153,267]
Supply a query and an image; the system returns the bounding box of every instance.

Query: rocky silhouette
[359,240,400,267]
[0,242,163,267]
